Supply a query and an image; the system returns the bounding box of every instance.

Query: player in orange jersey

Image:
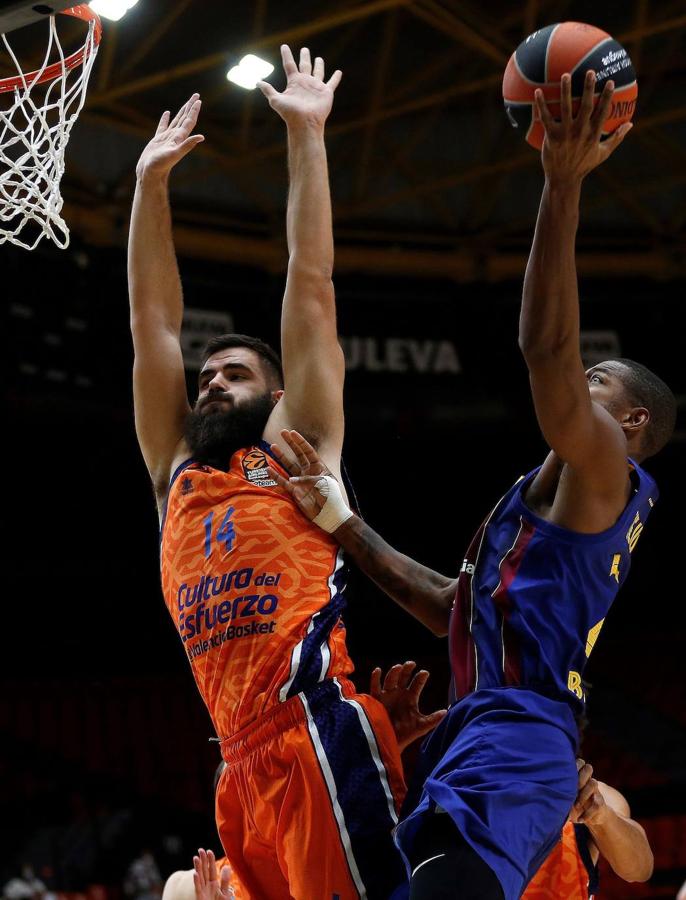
[128,43,437,900]
[162,665,445,900]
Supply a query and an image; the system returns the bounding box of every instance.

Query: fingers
[578,70,595,122]
[170,93,199,130]
[383,663,403,692]
[266,465,293,493]
[408,668,430,702]
[199,848,211,883]
[327,69,343,91]
[534,89,554,134]
[591,78,615,137]
[281,44,298,77]
[257,80,278,101]
[577,762,593,791]
[177,134,205,159]
[578,793,603,823]
[269,441,301,476]
[560,73,572,123]
[206,849,217,881]
[313,55,325,81]
[599,121,632,160]
[299,46,312,75]
[573,778,598,817]
[370,667,382,698]
[397,660,418,690]
[423,708,448,730]
[192,856,202,887]
[155,110,170,136]
[219,865,232,897]
[409,709,448,744]
[281,429,319,470]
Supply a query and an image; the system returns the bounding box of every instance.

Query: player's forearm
[333,515,455,636]
[128,173,184,336]
[286,122,334,278]
[587,812,654,882]
[519,179,582,364]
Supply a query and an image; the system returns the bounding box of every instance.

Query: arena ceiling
[7,0,686,279]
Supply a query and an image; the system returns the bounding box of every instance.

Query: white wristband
[312,475,353,534]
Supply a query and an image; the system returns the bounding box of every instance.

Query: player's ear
[621,406,649,437]
[271,388,285,404]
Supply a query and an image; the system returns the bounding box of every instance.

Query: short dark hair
[202,333,284,389]
[612,358,676,458]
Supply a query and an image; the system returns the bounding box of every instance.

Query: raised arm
[128,96,204,497]
[520,73,632,496]
[572,766,653,883]
[258,47,345,469]
[268,430,456,636]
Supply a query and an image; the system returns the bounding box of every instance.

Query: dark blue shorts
[394,688,579,900]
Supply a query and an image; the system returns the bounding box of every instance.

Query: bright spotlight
[227,54,274,90]
[89,0,139,22]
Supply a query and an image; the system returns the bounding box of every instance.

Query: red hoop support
[0,4,102,94]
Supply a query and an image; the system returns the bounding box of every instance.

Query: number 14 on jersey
[203,506,236,558]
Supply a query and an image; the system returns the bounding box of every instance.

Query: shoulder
[597,781,631,817]
[155,444,194,501]
[162,870,194,900]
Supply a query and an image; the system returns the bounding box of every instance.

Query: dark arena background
[2,1,685,898]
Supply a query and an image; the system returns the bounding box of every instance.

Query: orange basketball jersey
[160,443,355,738]
[523,821,597,899]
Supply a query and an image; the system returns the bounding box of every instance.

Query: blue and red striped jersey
[449,460,657,711]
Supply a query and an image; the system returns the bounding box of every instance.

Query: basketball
[502,22,637,150]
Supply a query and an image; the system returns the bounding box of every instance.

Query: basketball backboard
[0,1,76,34]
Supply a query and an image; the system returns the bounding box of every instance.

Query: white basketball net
[0,13,99,250]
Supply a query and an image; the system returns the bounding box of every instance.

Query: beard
[184,392,274,469]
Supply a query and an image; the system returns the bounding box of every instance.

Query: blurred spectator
[123,851,162,900]
[3,866,55,900]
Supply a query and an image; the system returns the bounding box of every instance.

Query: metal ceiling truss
[47,0,686,275]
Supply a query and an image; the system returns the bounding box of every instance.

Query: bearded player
[267,71,676,900]
[128,45,409,899]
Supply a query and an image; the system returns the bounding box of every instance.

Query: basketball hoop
[0,5,102,250]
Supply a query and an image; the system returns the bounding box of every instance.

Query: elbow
[629,853,654,883]
[287,255,334,285]
[430,621,449,638]
[429,584,456,637]
[518,333,576,369]
[617,851,654,884]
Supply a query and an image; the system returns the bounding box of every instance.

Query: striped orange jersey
[160,443,355,738]
[523,821,597,899]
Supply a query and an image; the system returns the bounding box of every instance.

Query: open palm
[267,430,333,521]
[136,93,204,178]
[259,45,342,128]
[192,849,234,900]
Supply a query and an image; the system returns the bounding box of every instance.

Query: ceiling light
[89,0,139,22]
[227,54,274,90]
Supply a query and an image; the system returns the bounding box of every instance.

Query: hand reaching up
[258,44,342,129]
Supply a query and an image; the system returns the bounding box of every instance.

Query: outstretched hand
[268,429,334,522]
[535,70,632,184]
[370,662,447,752]
[192,849,234,900]
[258,44,342,128]
[137,94,204,179]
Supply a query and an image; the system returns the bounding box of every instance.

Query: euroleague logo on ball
[502,21,637,150]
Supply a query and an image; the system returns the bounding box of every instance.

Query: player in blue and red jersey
[268,71,676,900]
